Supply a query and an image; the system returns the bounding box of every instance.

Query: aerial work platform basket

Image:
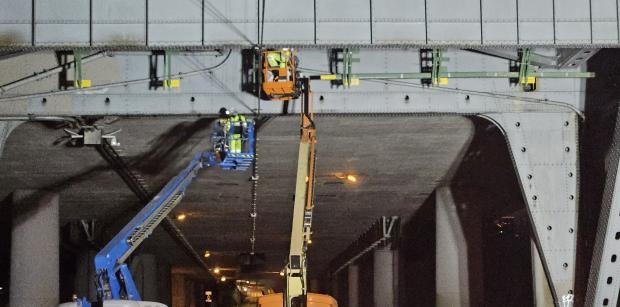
[261,49,300,100]
[210,118,255,171]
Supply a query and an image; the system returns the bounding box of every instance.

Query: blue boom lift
[60,118,255,307]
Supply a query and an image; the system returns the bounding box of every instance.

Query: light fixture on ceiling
[176,213,187,221]
[307,239,313,245]
[213,267,220,274]
[220,276,227,282]
[203,250,211,258]
[334,172,359,183]
[279,271,285,277]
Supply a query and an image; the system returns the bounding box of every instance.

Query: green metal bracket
[72,50,90,88]
[431,49,442,85]
[161,50,180,88]
[518,48,537,91]
[342,49,360,88]
[431,49,449,85]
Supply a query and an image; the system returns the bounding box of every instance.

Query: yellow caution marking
[438,77,448,85]
[165,79,181,88]
[350,78,360,86]
[74,80,92,88]
[320,75,337,80]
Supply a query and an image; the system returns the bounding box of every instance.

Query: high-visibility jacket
[267,52,286,69]
[229,114,246,153]
[230,114,247,132]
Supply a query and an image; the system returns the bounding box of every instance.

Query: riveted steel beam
[483,112,579,307]
[585,108,620,307]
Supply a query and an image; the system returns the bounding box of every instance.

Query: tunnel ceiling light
[279,271,285,277]
[176,213,187,221]
[213,267,220,274]
[220,276,227,282]
[307,239,313,244]
[203,250,210,258]
[346,175,357,182]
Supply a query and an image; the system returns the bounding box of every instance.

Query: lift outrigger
[60,120,256,307]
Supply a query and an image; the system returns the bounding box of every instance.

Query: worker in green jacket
[230,110,247,154]
[267,51,287,69]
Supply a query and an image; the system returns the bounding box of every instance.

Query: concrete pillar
[10,190,59,307]
[131,254,158,301]
[171,273,186,307]
[330,273,339,302]
[531,241,553,307]
[74,249,97,301]
[186,279,196,307]
[348,265,359,307]
[157,261,172,306]
[373,247,395,307]
[436,186,469,307]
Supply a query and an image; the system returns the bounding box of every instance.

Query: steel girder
[0,0,619,49]
[585,109,620,307]
[483,112,579,306]
[0,49,586,116]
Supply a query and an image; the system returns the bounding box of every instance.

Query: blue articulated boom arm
[94,150,212,301]
[82,119,255,306]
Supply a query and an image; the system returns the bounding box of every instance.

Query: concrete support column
[186,279,196,307]
[436,186,469,307]
[74,249,97,301]
[531,241,553,306]
[171,273,186,307]
[10,190,59,307]
[348,265,360,307]
[373,247,395,307]
[157,261,171,306]
[330,273,339,302]
[131,253,158,301]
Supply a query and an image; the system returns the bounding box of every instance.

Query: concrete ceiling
[0,114,473,283]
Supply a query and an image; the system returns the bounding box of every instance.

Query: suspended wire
[248,0,267,254]
[260,0,266,47]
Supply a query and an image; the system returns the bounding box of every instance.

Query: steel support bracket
[483,112,579,307]
[73,50,91,89]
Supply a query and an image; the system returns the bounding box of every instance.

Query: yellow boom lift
[257,49,337,307]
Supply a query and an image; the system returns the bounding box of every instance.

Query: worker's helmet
[219,107,230,118]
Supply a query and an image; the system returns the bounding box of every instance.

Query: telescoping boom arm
[69,119,255,307]
[94,150,218,302]
[286,78,318,306]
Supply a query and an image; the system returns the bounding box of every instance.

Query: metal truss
[483,112,579,306]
